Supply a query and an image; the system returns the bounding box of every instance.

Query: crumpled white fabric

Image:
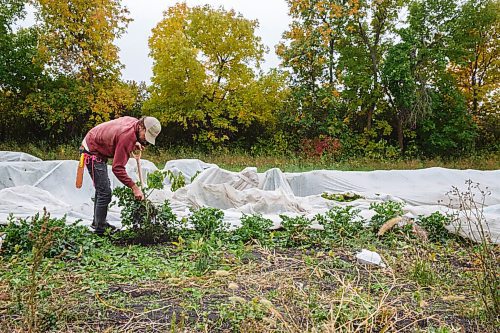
[0,153,499,243]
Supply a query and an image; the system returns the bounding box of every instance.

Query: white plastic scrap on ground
[356,249,386,268]
[0,151,499,243]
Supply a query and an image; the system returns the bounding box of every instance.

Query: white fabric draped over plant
[1,151,499,243]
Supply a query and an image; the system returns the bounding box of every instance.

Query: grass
[1,141,499,172]
[1,229,498,332]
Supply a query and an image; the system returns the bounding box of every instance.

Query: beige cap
[144,117,161,145]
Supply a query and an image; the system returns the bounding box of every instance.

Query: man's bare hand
[134,142,144,151]
[132,185,144,201]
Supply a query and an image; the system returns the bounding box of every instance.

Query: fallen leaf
[214,270,231,277]
[229,296,246,304]
[441,295,466,302]
[228,282,239,290]
[0,292,10,301]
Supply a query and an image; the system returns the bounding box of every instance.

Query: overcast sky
[117,0,291,83]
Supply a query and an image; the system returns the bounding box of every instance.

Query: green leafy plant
[188,207,228,238]
[369,201,404,233]
[187,235,224,274]
[277,215,314,247]
[232,214,273,245]
[113,170,180,244]
[418,212,453,243]
[410,259,437,287]
[0,212,96,259]
[315,206,364,244]
[0,210,79,332]
[217,297,266,330]
[321,192,363,202]
[190,170,201,183]
[165,170,186,191]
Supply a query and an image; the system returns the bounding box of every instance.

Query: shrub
[445,181,499,318]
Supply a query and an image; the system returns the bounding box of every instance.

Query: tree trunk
[366,103,374,131]
[396,114,404,152]
[329,38,334,85]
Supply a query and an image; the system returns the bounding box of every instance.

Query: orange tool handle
[75,153,85,188]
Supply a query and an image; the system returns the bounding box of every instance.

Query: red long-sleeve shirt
[84,116,138,188]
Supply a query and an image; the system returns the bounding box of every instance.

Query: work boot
[92,206,118,235]
[91,221,118,235]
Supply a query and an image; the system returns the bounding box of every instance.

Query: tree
[145,3,285,145]
[277,0,349,138]
[0,0,44,94]
[449,0,499,148]
[342,0,401,131]
[20,0,135,137]
[33,0,131,84]
[0,0,45,140]
[278,0,402,145]
[384,0,478,155]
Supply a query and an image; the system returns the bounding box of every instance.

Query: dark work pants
[86,157,111,230]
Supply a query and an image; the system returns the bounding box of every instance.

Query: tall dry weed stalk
[446,180,499,318]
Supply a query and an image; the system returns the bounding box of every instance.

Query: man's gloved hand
[131,184,144,201]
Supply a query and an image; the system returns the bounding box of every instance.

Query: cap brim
[145,131,156,145]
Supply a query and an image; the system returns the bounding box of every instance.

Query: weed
[189,207,228,238]
[369,201,404,232]
[369,201,412,243]
[22,210,59,333]
[165,170,186,191]
[232,214,273,245]
[315,206,364,245]
[277,215,314,247]
[0,213,96,259]
[188,236,223,274]
[113,170,181,244]
[321,192,362,202]
[410,259,437,287]
[217,298,266,330]
[418,212,453,243]
[446,180,499,318]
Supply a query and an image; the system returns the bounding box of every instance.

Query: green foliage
[186,235,226,274]
[369,201,404,232]
[321,192,362,202]
[218,298,266,329]
[277,215,314,247]
[145,3,286,146]
[233,214,273,244]
[113,170,180,244]
[315,206,364,243]
[165,170,186,191]
[188,207,228,238]
[34,0,131,81]
[410,259,437,287]
[418,212,453,243]
[0,211,97,259]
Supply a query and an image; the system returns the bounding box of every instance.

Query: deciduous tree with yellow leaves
[145,3,286,146]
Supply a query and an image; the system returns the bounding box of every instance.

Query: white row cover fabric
[0,151,42,162]
[0,153,499,243]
